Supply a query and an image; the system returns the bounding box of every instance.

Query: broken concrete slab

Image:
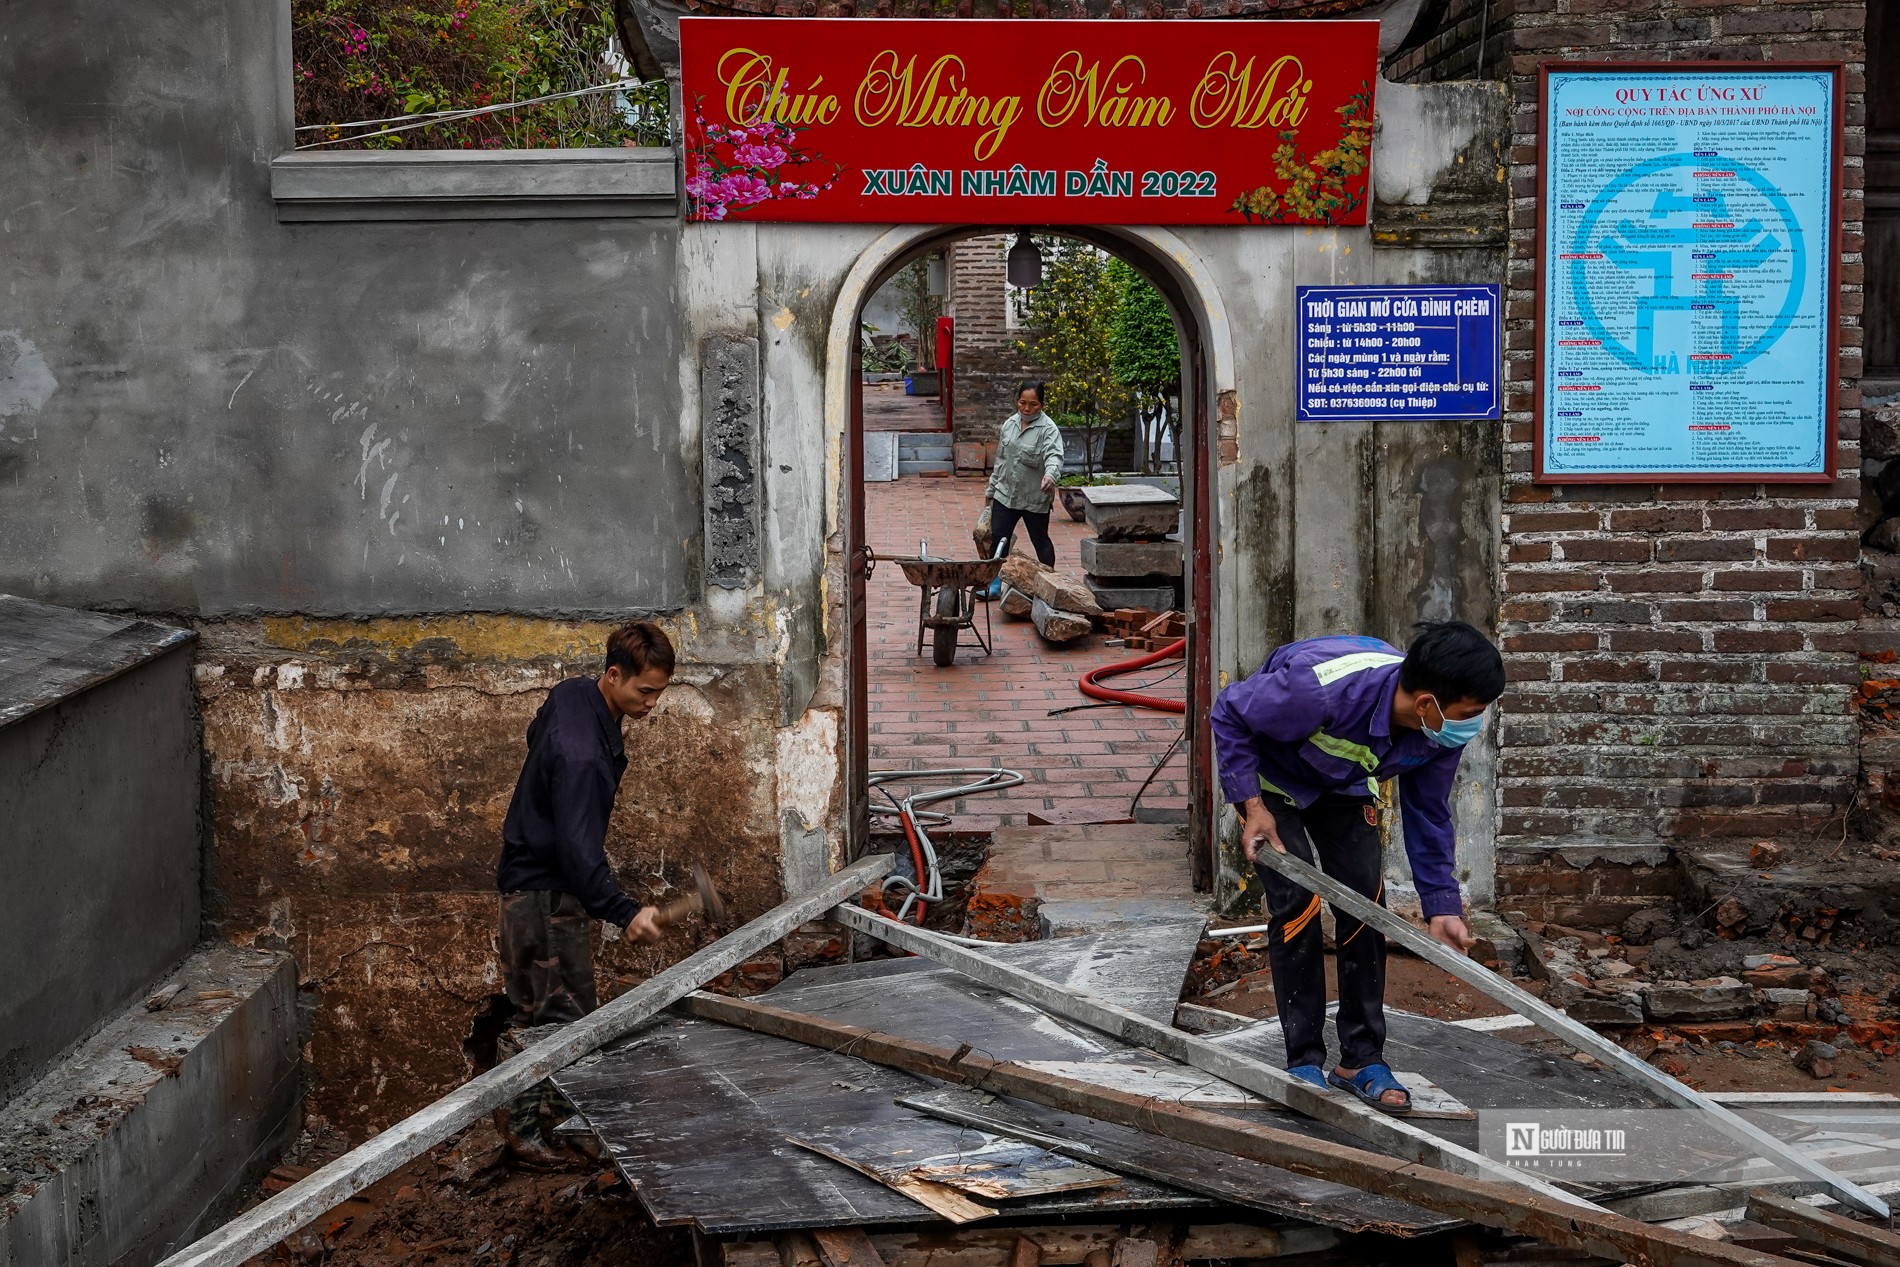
[1080,485,1179,541]
[1643,977,1754,1023]
[999,584,1033,618]
[1000,553,1045,596]
[1557,989,1646,1027]
[1031,598,1092,643]
[1037,896,1209,939]
[1082,579,1176,613]
[1761,988,1812,1020]
[1078,537,1182,578]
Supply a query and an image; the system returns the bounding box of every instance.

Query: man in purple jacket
[1209,622,1504,1113]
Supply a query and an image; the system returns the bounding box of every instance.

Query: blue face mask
[1421,697,1485,749]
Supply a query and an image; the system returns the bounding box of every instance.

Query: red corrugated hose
[1078,638,1187,713]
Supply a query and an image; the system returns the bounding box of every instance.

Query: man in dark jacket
[492,620,673,1163]
[1209,622,1503,1114]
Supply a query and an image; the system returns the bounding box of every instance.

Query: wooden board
[832,906,1589,1209]
[900,1086,1455,1235]
[555,1016,1208,1234]
[1746,1191,1900,1267]
[787,1136,998,1224]
[683,990,1806,1267]
[790,1123,1121,1201]
[1244,846,1889,1218]
[553,924,1221,1235]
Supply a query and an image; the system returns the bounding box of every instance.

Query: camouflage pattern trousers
[496,890,597,1140]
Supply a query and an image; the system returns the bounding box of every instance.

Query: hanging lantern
[1006,230,1042,288]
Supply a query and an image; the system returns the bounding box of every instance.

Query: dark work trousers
[1254,793,1388,1072]
[988,498,1057,567]
[496,890,597,1138]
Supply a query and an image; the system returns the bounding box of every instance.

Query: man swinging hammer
[1209,622,1505,1112]
[491,620,673,1164]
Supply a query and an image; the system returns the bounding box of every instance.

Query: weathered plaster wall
[195,616,791,1135]
[0,6,690,616]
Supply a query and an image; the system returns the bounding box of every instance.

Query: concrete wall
[0,648,201,1103]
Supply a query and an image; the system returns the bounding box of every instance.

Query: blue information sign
[1295,284,1502,422]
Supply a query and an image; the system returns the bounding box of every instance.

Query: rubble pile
[1511,910,1900,1079]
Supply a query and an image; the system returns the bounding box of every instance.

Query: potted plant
[896,258,942,397]
[1057,472,1121,522]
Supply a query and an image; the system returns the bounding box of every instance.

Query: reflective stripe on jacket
[1208,635,1468,919]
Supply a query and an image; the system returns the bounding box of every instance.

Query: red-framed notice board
[678,17,1379,225]
[1534,62,1844,483]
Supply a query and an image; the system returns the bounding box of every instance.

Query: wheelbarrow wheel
[932,586,960,667]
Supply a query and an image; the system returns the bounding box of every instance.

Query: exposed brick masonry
[947,235,1024,445]
[1397,2,1868,854]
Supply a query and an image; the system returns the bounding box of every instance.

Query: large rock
[1082,485,1180,541]
[1079,536,1183,578]
[1032,568,1103,618]
[999,584,1034,618]
[1560,989,1646,1027]
[1642,976,1754,1023]
[1084,578,1177,612]
[1030,597,1092,643]
[1867,408,1900,460]
[1000,553,1045,596]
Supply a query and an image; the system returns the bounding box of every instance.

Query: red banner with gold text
[678,18,1378,225]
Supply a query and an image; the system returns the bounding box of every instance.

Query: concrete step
[897,460,953,476]
[897,444,954,461]
[0,945,300,1267]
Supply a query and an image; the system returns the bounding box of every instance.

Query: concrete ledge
[271,148,678,221]
[0,945,302,1267]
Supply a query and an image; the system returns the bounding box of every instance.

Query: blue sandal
[1286,1064,1333,1093]
[1328,1063,1411,1114]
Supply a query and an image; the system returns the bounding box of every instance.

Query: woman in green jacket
[986,381,1065,566]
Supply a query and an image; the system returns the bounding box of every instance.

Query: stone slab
[1031,569,1102,618]
[999,584,1033,618]
[863,431,898,482]
[1643,976,1754,1023]
[1080,484,1179,506]
[1079,537,1182,578]
[1081,485,1180,542]
[1083,578,1177,612]
[1039,896,1210,939]
[1030,597,1091,643]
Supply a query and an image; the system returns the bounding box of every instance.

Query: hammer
[651,862,727,929]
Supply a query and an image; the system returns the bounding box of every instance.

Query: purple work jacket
[1209,634,1466,919]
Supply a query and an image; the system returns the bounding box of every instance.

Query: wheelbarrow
[869,536,1012,668]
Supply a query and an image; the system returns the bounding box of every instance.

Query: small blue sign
[1295,284,1502,422]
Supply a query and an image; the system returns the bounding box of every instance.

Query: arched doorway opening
[822,224,1238,906]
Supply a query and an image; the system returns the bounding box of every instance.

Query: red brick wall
[1401,3,1868,855]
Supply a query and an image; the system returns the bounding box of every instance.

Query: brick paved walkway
[863,381,947,432]
[864,474,1188,830]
